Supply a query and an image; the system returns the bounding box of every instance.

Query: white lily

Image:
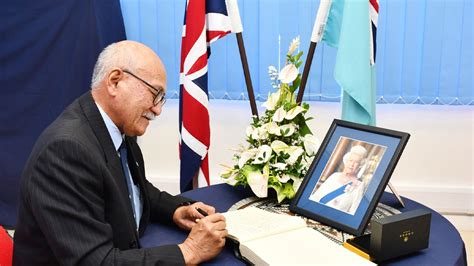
[247,169,268,198]
[285,146,304,165]
[238,148,257,168]
[272,106,286,122]
[252,145,272,164]
[262,90,281,111]
[278,64,298,84]
[271,140,288,154]
[303,134,320,156]
[280,124,296,137]
[288,36,300,55]
[285,106,306,120]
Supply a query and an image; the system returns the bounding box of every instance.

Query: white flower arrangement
[221,36,321,202]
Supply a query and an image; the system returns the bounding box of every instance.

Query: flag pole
[296,0,332,105]
[296,41,317,105]
[236,32,259,118]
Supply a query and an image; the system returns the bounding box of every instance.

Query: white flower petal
[278,174,291,183]
[285,146,304,165]
[252,145,272,164]
[278,64,298,84]
[268,65,278,76]
[271,140,289,154]
[271,163,287,170]
[288,36,300,55]
[267,122,281,136]
[248,170,268,198]
[272,106,286,122]
[285,106,306,120]
[303,134,321,156]
[238,149,257,168]
[223,172,238,186]
[262,90,281,111]
[251,127,259,140]
[292,177,303,192]
[280,124,296,137]
[246,126,254,138]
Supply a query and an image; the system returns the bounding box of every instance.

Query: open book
[223,207,375,265]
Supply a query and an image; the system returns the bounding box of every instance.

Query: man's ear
[107,69,123,96]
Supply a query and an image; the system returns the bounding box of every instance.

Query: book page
[241,227,375,265]
[223,207,306,242]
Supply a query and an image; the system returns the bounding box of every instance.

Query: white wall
[138,99,473,230]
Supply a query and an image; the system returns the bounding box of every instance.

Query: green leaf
[300,122,313,136]
[295,51,304,61]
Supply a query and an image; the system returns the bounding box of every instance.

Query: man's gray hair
[90,42,128,89]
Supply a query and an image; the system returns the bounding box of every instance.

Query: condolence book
[223,207,375,265]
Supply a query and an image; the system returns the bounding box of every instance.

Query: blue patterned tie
[119,140,137,227]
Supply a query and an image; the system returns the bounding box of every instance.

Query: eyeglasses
[122,69,166,106]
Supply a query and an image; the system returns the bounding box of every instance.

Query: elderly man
[13,41,227,265]
[309,145,368,215]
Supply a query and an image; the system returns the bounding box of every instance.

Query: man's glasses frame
[122,69,166,106]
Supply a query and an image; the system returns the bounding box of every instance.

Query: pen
[196,207,209,217]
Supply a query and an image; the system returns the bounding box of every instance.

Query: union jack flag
[179,0,242,192]
[369,0,379,65]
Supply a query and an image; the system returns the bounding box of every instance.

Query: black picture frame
[290,119,410,236]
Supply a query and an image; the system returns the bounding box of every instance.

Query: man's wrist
[178,242,199,265]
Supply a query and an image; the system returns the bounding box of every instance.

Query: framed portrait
[290,119,410,236]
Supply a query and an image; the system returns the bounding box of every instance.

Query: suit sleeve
[129,140,193,224]
[27,138,185,265]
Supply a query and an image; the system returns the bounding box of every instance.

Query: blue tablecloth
[140,184,467,266]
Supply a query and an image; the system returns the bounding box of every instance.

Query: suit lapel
[78,92,138,232]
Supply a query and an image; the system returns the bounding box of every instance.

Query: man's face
[118,68,167,136]
[343,153,362,176]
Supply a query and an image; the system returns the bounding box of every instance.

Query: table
[140,184,467,265]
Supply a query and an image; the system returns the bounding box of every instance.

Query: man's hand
[173,202,216,231]
[178,214,227,265]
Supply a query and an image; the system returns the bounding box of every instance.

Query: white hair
[342,145,367,165]
[90,42,129,89]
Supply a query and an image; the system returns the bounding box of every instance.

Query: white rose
[278,64,298,84]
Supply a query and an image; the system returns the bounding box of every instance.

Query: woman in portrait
[309,145,368,215]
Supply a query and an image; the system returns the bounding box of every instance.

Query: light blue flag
[320,0,376,126]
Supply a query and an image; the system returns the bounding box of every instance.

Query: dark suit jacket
[14,92,191,265]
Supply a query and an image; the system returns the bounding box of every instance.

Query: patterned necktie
[119,140,137,227]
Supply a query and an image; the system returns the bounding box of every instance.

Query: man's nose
[151,104,162,116]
